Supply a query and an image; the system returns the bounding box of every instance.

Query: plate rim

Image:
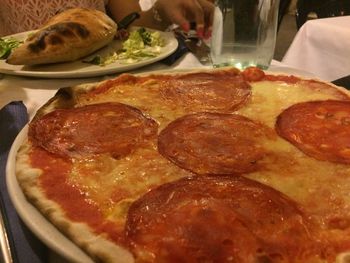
[0,28,178,79]
[6,125,94,263]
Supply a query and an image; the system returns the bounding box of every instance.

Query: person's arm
[106,0,168,31]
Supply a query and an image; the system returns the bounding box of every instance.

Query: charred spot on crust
[48,35,63,45]
[28,33,47,52]
[72,23,89,38]
[59,26,75,37]
[27,22,90,53]
[48,22,90,38]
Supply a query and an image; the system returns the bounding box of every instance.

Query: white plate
[0,29,178,79]
[6,126,93,263]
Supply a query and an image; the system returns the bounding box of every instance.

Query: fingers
[155,0,190,31]
[198,0,215,38]
[164,0,204,34]
[155,0,215,39]
[186,0,215,39]
[168,9,191,32]
[188,1,205,37]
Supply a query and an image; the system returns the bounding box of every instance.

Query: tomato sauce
[30,146,123,243]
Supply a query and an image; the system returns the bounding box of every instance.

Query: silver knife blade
[174,29,212,65]
[0,208,13,263]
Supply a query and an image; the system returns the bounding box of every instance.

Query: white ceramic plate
[0,28,178,79]
[6,126,93,263]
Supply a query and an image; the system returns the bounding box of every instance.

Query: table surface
[0,53,318,263]
[282,15,350,81]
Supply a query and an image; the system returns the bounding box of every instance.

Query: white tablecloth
[282,16,350,81]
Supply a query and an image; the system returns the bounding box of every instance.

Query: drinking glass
[210,0,280,69]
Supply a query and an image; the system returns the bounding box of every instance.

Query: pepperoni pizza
[15,67,350,263]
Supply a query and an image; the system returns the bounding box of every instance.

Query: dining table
[0,45,326,263]
[282,15,350,82]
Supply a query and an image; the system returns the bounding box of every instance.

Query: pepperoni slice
[241,66,266,82]
[125,175,319,263]
[29,102,158,158]
[160,69,251,112]
[276,100,350,164]
[158,113,274,174]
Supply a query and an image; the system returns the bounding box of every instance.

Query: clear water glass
[210,0,280,70]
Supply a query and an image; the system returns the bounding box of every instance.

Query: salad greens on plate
[84,27,165,66]
[0,37,22,59]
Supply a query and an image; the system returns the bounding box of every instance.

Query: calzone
[7,8,117,65]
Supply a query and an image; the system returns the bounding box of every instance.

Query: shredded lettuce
[123,30,146,51]
[84,28,165,66]
[137,27,164,47]
[117,27,165,64]
[0,37,22,59]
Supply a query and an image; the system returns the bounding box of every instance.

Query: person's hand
[154,0,215,39]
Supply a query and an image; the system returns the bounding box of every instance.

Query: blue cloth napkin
[0,101,48,263]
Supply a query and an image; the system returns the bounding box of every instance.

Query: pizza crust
[7,8,117,65]
[33,82,98,120]
[16,143,134,263]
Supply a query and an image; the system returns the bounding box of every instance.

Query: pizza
[7,8,117,65]
[15,67,350,263]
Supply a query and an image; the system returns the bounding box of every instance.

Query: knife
[331,75,350,90]
[116,12,140,31]
[174,28,212,65]
[0,204,13,263]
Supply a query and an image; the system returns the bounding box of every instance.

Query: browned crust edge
[15,142,134,263]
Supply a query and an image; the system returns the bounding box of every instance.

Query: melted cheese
[77,79,187,130]
[66,75,350,261]
[77,77,350,222]
[70,145,192,225]
[237,81,350,247]
[238,81,347,127]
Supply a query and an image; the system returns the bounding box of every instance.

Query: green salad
[84,27,165,66]
[0,37,22,59]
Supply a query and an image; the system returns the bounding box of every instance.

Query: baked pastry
[7,8,117,65]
